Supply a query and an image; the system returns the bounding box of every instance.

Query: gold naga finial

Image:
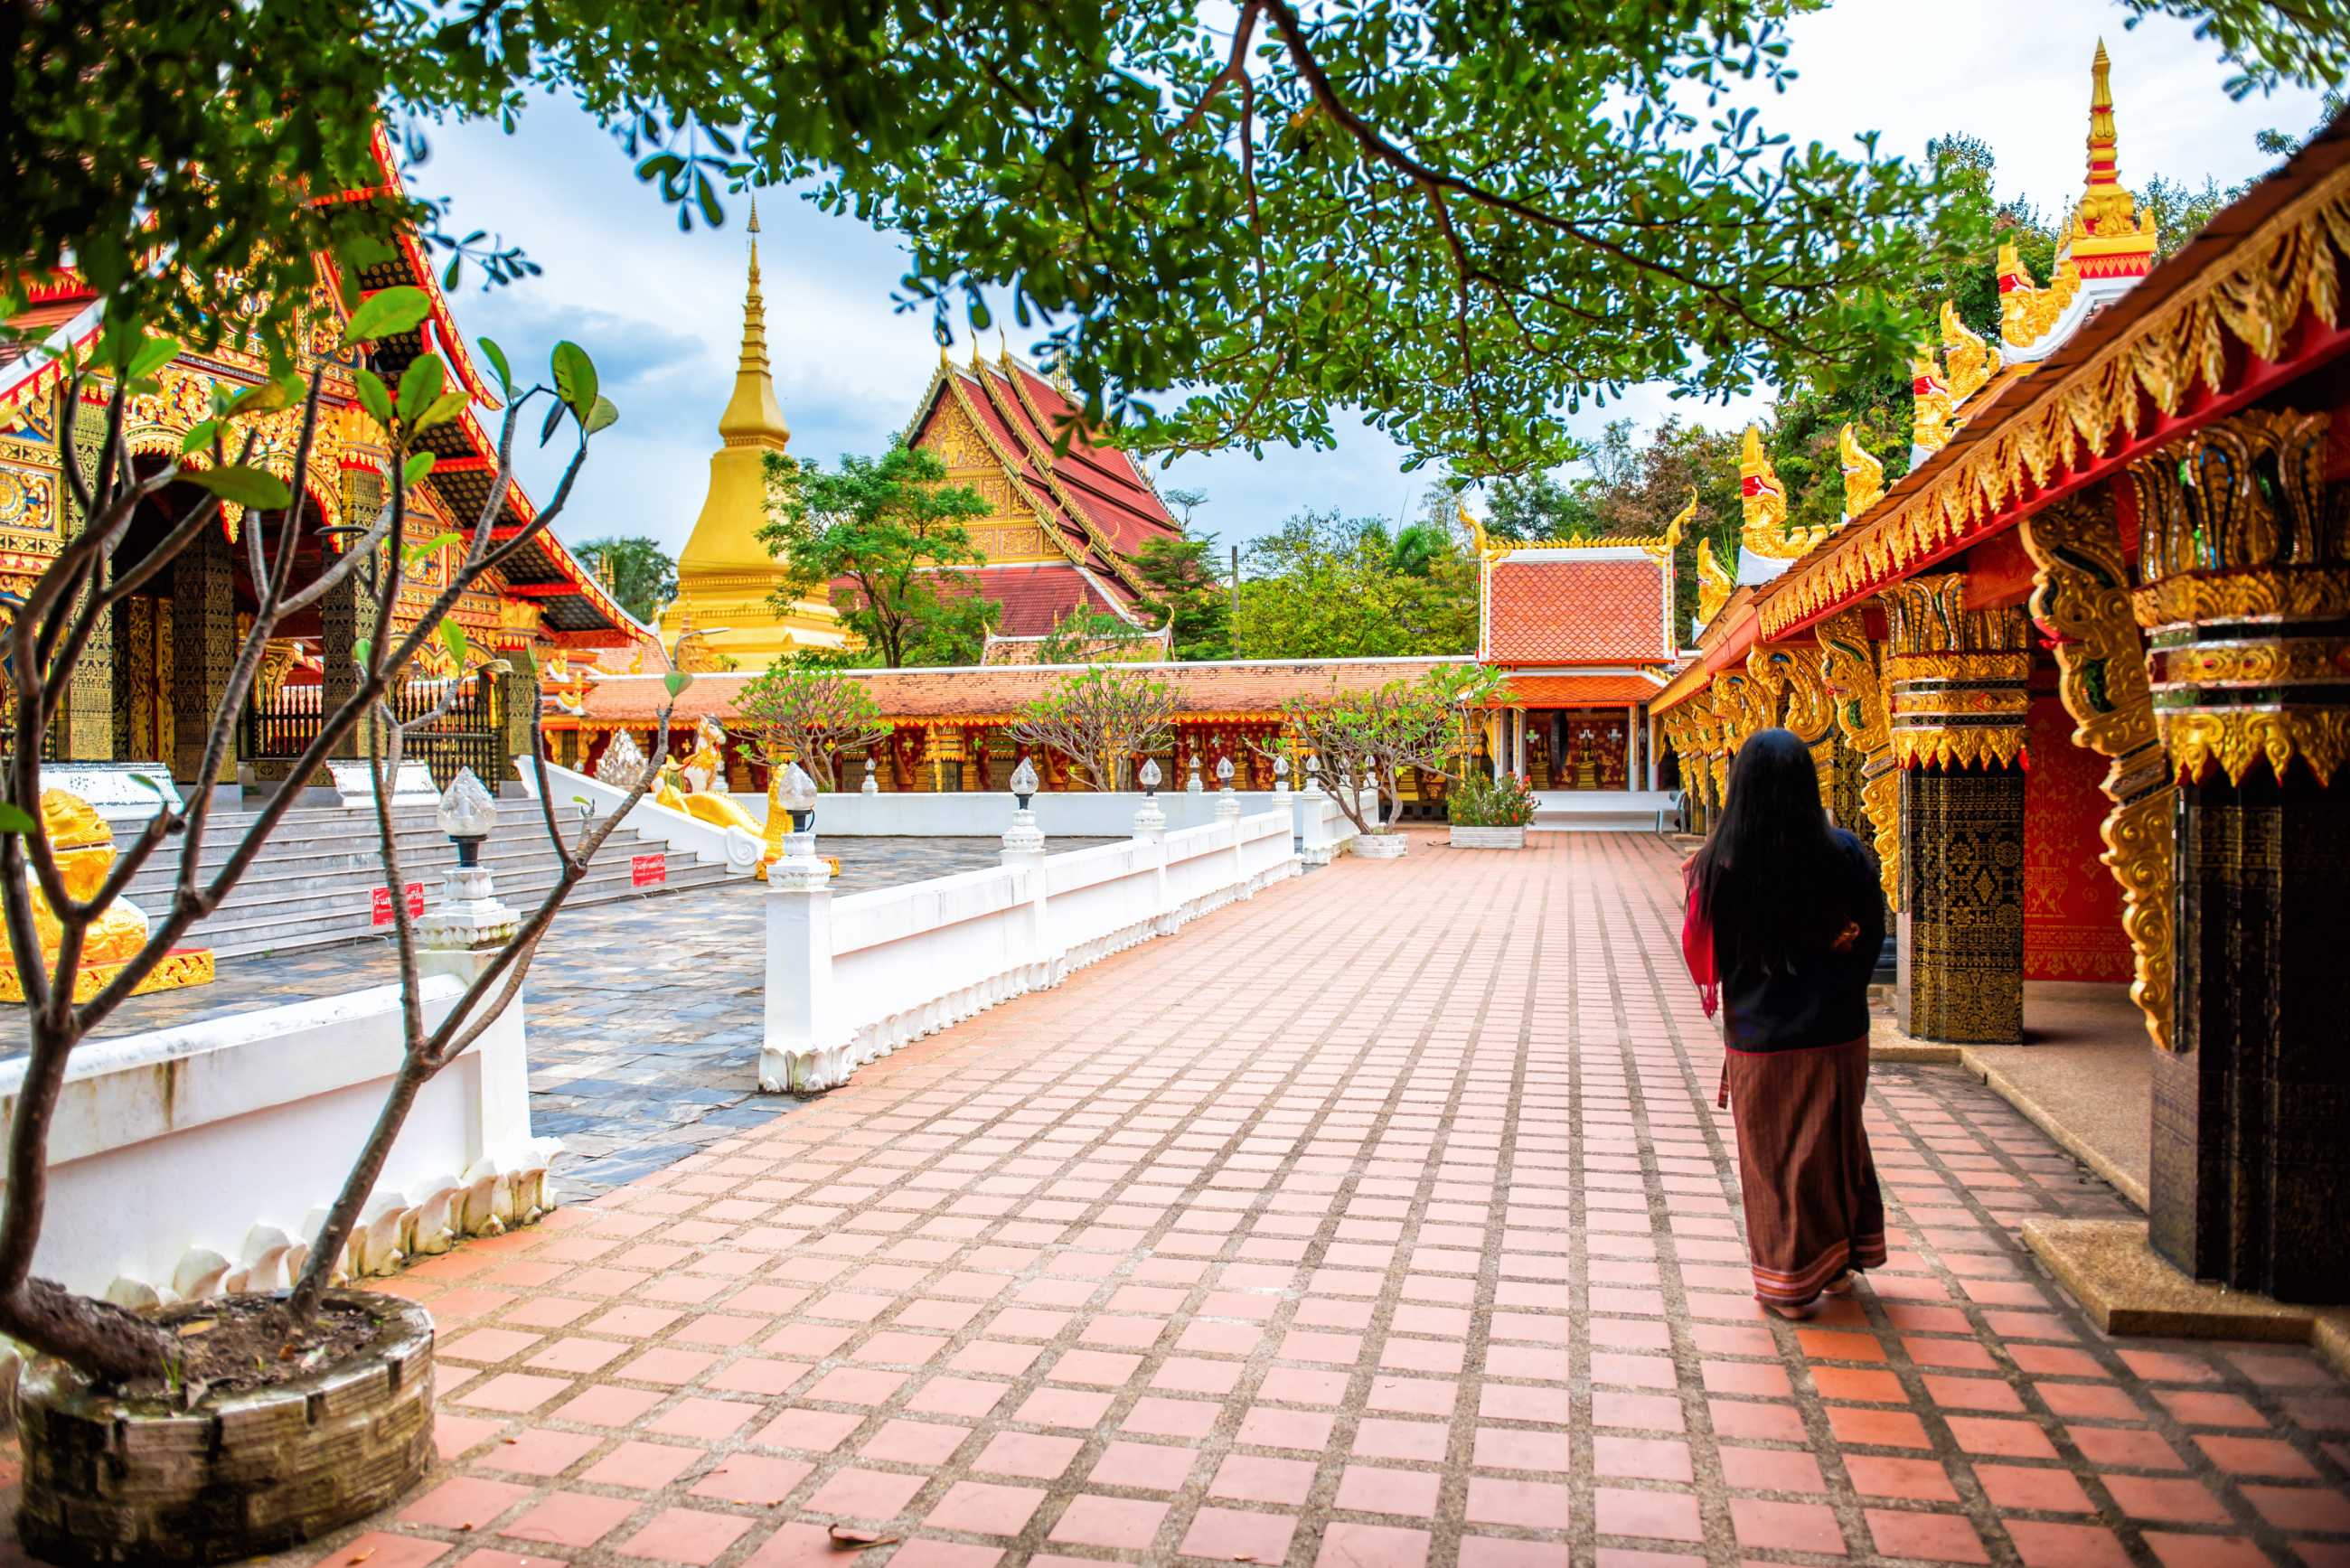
[1940,300,1999,405]
[1838,424,1885,521]
[1911,347,1954,458]
[1738,427,1794,555]
[1696,536,1734,629]
[1660,488,1696,550]
[1457,498,1507,561]
[997,327,1010,364]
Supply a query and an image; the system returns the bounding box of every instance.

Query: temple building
[655,203,852,668]
[1650,49,2350,1320]
[656,218,1187,671]
[0,124,652,796]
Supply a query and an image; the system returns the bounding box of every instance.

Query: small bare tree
[1283,664,1508,833]
[733,662,890,790]
[0,288,677,1378]
[1010,665,1179,791]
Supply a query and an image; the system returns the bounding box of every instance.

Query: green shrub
[1448,771,1537,828]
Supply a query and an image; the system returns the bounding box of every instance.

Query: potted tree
[0,292,681,1563]
[1446,771,1537,849]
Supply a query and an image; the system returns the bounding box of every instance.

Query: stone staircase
[118,797,732,961]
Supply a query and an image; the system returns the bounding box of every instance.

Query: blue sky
[418,0,2329,559]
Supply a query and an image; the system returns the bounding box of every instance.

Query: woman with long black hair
[1681,728,1887,1320]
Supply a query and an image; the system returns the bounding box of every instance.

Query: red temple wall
[2022,694,2134,983]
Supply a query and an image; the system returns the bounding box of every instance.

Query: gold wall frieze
[1818,607,1903,912]
[1756,157,2350,642]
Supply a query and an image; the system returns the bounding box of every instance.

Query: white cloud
[420,4,2328,552]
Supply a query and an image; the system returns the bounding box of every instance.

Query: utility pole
[1229,544,1241,640]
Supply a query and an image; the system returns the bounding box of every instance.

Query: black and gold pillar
[50,399,118,762]
[170,523,238,788]
[494,656,538,791]
[1884,576,2031,1045]
[2129,409,2350,1301]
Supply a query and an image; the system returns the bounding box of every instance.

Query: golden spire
[2077,40,2138,233]
[717,193,789,446]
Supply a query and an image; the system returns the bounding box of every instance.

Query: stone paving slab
[6,831,2345,1567]
[63,837,1104,1195]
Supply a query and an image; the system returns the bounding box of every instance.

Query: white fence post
[760,855,842,1094]
[1001,812,1052,989]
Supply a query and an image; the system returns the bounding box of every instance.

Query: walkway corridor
[280,833,2350,1567]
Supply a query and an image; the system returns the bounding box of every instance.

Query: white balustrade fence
[762,808,1301,1094]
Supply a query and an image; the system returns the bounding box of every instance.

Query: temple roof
[909,347,1184,620]
[1480,549,1675,666]
[569,654,1467,725]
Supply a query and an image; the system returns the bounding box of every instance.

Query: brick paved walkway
[181,831,2350,1566]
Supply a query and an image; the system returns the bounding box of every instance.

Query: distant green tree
[1032,607,1153,665]
[1236,512,1476,659]
[1132,534,1232,661]
[761,438,995,668]
[571,535,676,624]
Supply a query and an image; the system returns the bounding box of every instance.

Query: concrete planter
[16,1292,435,1564]
[1449,825,1527,850]
[1350,831,1410,859]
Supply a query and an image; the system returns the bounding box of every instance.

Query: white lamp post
[1002,756,1045,856]
[770,763,829,891]
[1133,756,1166,839]
[1273,754,1292,797]
[1302,754,1325,799]
[860,756,879,795]
[1215,755,1241,821]
[418,767,516,952]
[1186,755,1204,793]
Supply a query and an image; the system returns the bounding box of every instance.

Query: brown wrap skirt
[1720,1035,1885,1305]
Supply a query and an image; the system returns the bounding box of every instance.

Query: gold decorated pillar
[2125,410,2350,1302]
[170,522,239,793]
[1883,575,2031,1045]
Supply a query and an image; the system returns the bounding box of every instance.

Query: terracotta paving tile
[217,839,2350,1568]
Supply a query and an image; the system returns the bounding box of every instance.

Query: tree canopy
[760,439,996,669]
[12,0,2340,468]
[571,534,676,624]
[1235,511,1480,660]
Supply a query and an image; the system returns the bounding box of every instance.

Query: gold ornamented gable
[1838,425,1884,521]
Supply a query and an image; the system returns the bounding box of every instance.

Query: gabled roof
[1481,549,1675,666]
[907,347,1183,621]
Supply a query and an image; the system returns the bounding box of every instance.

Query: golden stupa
[656,200,850,669]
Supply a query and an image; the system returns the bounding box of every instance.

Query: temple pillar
[2125,410,2350,1301]
[1883,576,2030,1046]
[170,523,239,793]
[316,553,367,764]
[494,657,538,793]
[51,472,116,765]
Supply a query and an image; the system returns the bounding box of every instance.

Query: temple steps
[117,798,730,961]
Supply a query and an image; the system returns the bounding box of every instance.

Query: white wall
[522,756,764,875]
[763,809,1301,1094]
[0,974,560,1307]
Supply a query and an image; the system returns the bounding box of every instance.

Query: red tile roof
[1490,673,1668,708]
[1483,556,1671,665]
[950,562,1127,638]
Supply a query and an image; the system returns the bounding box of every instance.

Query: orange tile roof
[1490,673,1667,708]
[572,658,1467,725]
[1483,557,1670,664]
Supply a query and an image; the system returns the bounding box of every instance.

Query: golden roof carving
[1838,425,1884,521]
[1910,350,1953,457]
[1739,427,1832,560]
[2001,42,2157,356]
[1941,301,1999,405]
[1696,537,1734,628]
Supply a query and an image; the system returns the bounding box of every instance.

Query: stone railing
[522,756,762,876]
[762,806,1300,1094]
[0,972,559,1309]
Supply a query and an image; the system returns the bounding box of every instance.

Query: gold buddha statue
[2,789,215,1003]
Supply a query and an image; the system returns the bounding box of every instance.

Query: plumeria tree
[1011,666,1179,791]
[0,287,673,1380]
[733,662,891,790]
[1283,664,1509,834]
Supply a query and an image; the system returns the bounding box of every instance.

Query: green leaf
[222,375,299,419]
[663,670,694,699]
[475,336,512,392]
[414,388,469,432]
[128,773,170,801]
[188,465,292,510]
[401,451,437,488]
[396,353,446,423]
[0,802,34,836]
[178,419,218,455]
[539,399,567,447]
[340,286,430,350]
[584,395,619,435]
[126,335,181,382]
[403,530,459,563]
[352,366,393,427]
[353,637,372,669]
[550,341,597,421]
[438,617,468,671]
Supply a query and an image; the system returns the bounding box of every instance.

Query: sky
[419,0,2331,559]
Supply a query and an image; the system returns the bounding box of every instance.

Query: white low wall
[737,784,1363,840]
[522,756,763,875]
[763,809,1300,1093]
[0,972,560,1307]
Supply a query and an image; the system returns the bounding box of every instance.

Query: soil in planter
[103,1295,381,1407]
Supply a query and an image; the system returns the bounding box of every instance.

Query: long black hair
[1691,727,1847,972]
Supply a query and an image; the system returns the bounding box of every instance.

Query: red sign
[370,882,425,926]
[631,853,667,888]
